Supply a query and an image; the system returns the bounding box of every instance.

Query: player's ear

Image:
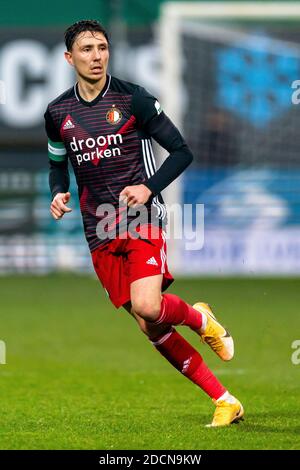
[64,51,74,67]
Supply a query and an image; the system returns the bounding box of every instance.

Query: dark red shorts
[91,224,174,308]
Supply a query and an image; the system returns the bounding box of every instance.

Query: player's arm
[120,88,193,206]
[141,111,193,197]
[44,107,72,220]
[49,159,72,220]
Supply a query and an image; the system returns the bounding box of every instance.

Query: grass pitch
[0,275,299,450]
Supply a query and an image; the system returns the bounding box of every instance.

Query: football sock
[151,327,226,399]
[217,391,237,404]
[154,293,206,332]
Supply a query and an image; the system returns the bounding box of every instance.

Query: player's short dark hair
[64,20,109,51]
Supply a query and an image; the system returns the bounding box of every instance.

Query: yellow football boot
[193,302,234,361]
[206,397,244,427]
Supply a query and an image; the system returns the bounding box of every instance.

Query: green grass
[0,275,299,450]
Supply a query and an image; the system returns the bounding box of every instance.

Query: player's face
[65,31,109,83]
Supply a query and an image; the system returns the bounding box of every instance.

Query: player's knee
[145,323,170,341]
[136,320,152,338]
[131,298,161,322]
[135,316,167,340]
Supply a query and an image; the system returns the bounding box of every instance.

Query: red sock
[154,293,202,331]
[151,327,226,399]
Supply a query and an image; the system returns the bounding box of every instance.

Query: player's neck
[77,75,107,102]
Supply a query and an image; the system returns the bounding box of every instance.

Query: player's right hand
[50,192,72,220]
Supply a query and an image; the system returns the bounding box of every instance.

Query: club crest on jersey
[106,105,122,125]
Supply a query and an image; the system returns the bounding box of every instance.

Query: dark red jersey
[45,75,192,252]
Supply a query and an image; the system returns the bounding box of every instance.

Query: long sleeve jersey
[45,75,193,251]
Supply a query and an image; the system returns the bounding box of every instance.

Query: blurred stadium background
[1,0,300,450]
[1,0,300,275]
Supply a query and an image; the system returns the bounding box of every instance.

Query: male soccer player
[44,20,244,427]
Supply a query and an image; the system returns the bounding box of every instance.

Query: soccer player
[44,20,244,427]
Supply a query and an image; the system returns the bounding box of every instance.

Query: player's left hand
[119,184,152,207]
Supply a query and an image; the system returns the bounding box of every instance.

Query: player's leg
[130,274,233,362]
[92,235,243,426]
[124,300,227,400]
[151,326,244,427]
[123,300,167,338]
[130,272,204,330]
[126,225,234,361]
[124,300,244,427]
